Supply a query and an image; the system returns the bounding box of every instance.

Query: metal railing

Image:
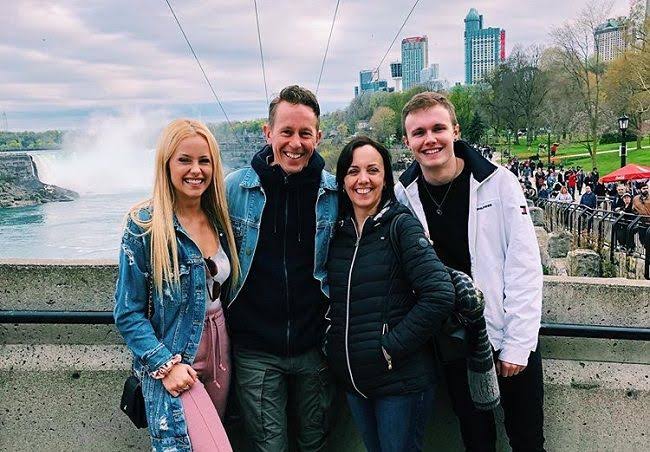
[1,310,649,341]
[536,198,650,279]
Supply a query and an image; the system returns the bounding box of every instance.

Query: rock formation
[0,153,78,208]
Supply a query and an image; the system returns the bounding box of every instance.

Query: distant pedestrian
[556,186,573,203]
[633,182,650,216]
[579,185,597,209]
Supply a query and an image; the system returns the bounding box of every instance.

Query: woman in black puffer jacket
[326,136,455,452]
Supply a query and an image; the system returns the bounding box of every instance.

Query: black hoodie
[226,146,327,357]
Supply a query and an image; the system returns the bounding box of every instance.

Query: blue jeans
[346,386,435,452]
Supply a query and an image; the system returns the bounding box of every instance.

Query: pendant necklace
[422,160,459,216]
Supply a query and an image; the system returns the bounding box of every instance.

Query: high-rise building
[420,64,440,82]
[594,18,627,62]
[464,8,505,85]
[401,36,428,90]
[390,61,403,92]
[354,69,389,96]
[419,64,444,91]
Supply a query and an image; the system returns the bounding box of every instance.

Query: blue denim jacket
[224,165,338,306]
[114,207,230,451]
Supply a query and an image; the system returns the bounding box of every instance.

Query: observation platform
[0,260,648,451]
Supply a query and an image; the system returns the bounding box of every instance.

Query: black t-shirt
[417,163,472,277]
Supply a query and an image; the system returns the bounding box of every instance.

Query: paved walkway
[554,144,650,159]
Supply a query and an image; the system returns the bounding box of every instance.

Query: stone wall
[1,262,649,451]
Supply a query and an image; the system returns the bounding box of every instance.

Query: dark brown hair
[268,85,320,127]
[336,136,395,219]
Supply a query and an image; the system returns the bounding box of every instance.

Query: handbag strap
[382,213,408,326]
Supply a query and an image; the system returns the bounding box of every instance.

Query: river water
[1,146,156,260]
[0,191,149,260]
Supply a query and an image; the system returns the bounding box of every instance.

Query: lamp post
[546,127,551,166]
[619,114,629,168]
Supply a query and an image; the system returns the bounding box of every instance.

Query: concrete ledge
[542,276,650,326]
[2,263,650,450]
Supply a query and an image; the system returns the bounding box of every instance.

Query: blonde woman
[114,119,239,451]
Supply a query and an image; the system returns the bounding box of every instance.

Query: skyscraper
[390,61,403,92]
[401,36,428,90]
[354,69,389,96]
[594,18,627,62]
[464,8,505,85]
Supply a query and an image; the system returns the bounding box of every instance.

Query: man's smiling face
[403,105,460,175]
[263,101,322,174]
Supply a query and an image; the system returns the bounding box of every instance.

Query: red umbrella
[601,164,650,183]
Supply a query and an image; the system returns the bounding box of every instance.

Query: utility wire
[315,0,341,96]
[253,0,269,106]
[164,0,244,147]
[373,0,421,78]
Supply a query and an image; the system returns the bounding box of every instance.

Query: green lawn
[558,148,650,175]
[495,138,646,159]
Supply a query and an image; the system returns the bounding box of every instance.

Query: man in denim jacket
[224,85,337,451]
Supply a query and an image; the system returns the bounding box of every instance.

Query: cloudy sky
[1,0,630,131]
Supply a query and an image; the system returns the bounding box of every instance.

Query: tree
[466,112,486,145]
[539,47,582,142]
[369,107,397,144]
[550,0,613,169]
[448,85,477,138]
[506,46,549,147]
[602,19,650,149]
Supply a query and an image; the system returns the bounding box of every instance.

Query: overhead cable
[373,0,421,78]
[316,0,342,96]
[164,0,244,147]
[252,0,270,106]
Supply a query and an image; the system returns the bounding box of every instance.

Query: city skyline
[1,0,631,130]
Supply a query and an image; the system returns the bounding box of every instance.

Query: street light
[618,114,629,167]
[546,126,551,166]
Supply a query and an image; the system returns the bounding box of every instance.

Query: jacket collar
[399,140,497,187]
[239,148,336,191]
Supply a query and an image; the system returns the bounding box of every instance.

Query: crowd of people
[113,87,546,452]
[505,156,650,216]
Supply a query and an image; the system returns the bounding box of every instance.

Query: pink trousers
[180,303,232,451]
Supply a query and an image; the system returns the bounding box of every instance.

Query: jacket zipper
[381,323,393,370]
[345,218,368,398]
[284,176,291,356]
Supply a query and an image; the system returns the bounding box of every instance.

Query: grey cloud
[1,0,629,129]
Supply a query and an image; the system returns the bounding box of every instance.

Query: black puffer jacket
[326,202,455,398]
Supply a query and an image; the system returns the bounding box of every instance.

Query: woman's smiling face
[344,144,385,214]
[168,135,213,202]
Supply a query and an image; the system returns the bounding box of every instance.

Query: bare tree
[550,0,613,169]
[480,45,549,147]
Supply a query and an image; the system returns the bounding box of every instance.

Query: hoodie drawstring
[205,309,227,388]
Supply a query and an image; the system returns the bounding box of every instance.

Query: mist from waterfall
[32,110,170,195]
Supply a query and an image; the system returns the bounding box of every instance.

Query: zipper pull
[382,324,392,370]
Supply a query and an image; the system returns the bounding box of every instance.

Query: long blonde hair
[129,119,240,296]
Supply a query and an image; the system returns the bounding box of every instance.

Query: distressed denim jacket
[224,165,338,306]
[113,207,231,451]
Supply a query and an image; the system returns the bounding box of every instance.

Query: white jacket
[395,142,543,366]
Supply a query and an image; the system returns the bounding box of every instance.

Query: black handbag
[119,275,153,429]
[388,213,469,363]
[120,374,148,428]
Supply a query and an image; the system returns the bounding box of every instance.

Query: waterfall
[30,111,166,195]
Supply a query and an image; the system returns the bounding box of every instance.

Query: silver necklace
[422,161,460,216]
[423,177,455,215]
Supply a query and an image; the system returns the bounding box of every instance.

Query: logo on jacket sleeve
[520,205,528,215]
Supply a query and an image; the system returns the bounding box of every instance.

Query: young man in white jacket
[395,92,544,452]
